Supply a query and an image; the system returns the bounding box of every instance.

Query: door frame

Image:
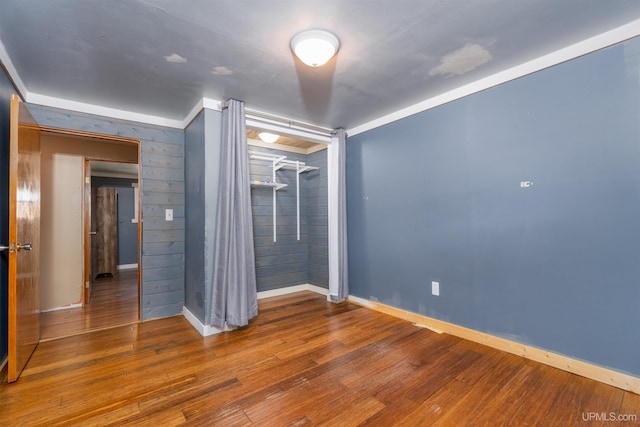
[83,158,141,309]
[37,126,141,318]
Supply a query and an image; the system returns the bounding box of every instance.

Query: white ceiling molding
[0,37,27,99]
[2,39,194,127]
[348,18,640,137]
[182,97,224,128]
[27,92,185,129]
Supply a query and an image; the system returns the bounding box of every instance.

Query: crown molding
[0,38,27,99]
[27,93,185,129]
[182,97,224,128]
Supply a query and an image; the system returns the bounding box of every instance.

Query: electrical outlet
[165,209,173,221]
[431,281,440,296]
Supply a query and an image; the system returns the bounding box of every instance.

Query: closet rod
[246,109,333,137]
[222,100,338,137]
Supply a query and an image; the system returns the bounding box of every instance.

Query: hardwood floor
[39,268,139,341]
[2,291,639,426]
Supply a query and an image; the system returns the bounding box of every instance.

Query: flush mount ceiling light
[290,29,340,67]
[258,132,280,143]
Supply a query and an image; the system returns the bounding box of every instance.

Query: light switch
[165,209,173,221]
[432,281,440,296]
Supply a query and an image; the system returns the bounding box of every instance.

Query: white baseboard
[182,306,229,337]
[347,295,640,395]
[257,283,329,299]
[41,303,83,313]
[117,263,138,270]
[183,284,329,337]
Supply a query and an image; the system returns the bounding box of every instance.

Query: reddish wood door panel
[8,94,41,382]
[94,187,118,278]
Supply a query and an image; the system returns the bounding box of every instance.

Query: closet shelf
[250,180,287,190]
[276,163,319,173]
[249,150,320,242]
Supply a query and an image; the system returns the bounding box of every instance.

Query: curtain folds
[328,128,349,302]
[210,99,258,328]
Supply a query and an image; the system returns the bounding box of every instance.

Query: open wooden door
[7,94,41,382]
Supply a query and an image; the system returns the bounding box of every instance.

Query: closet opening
[246,128,329,293]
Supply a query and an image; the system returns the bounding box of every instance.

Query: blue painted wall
[27,104,185,320]
[0,66,18,364]
[203,109,222,322]
[184,108,222,324]
[184,111,206,322]
[115,186,137,265]
[347,37,640,376]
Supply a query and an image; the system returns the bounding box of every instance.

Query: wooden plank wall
[26,104,185,320]
[306,149,328,287]
[250,147,310,291]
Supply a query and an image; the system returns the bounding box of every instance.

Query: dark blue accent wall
[184,108,222,324]
[184,111,206,322]
[306,149,328,287]
[203,109,222,322]
[0,66,17,364]
[116,186,137,265]
[347,37,640,376]
[27,104,185,320]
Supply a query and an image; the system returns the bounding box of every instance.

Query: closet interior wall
[249,145,328,292]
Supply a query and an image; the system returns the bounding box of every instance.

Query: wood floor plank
[40,269,139,341]
[1,290,638,426]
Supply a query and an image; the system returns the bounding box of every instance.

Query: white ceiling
[2,1,640,131]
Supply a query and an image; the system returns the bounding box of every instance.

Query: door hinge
[85,281,90,289]
[85,177,91,184]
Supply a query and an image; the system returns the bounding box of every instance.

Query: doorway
[37,130,140,340]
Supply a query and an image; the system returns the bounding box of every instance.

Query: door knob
[16,243,32,251]
[0,245,9,252]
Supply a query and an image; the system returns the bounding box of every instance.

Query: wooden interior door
[94,187,118,278]
[7,94,41,382]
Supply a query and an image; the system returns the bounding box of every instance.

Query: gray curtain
[210,99,258,328]
[328,128,349,302]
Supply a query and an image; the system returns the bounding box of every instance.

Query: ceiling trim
[26,93,185,128]
[348,18,640,137]
[182,97,224,128]
[0,38,27,99]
